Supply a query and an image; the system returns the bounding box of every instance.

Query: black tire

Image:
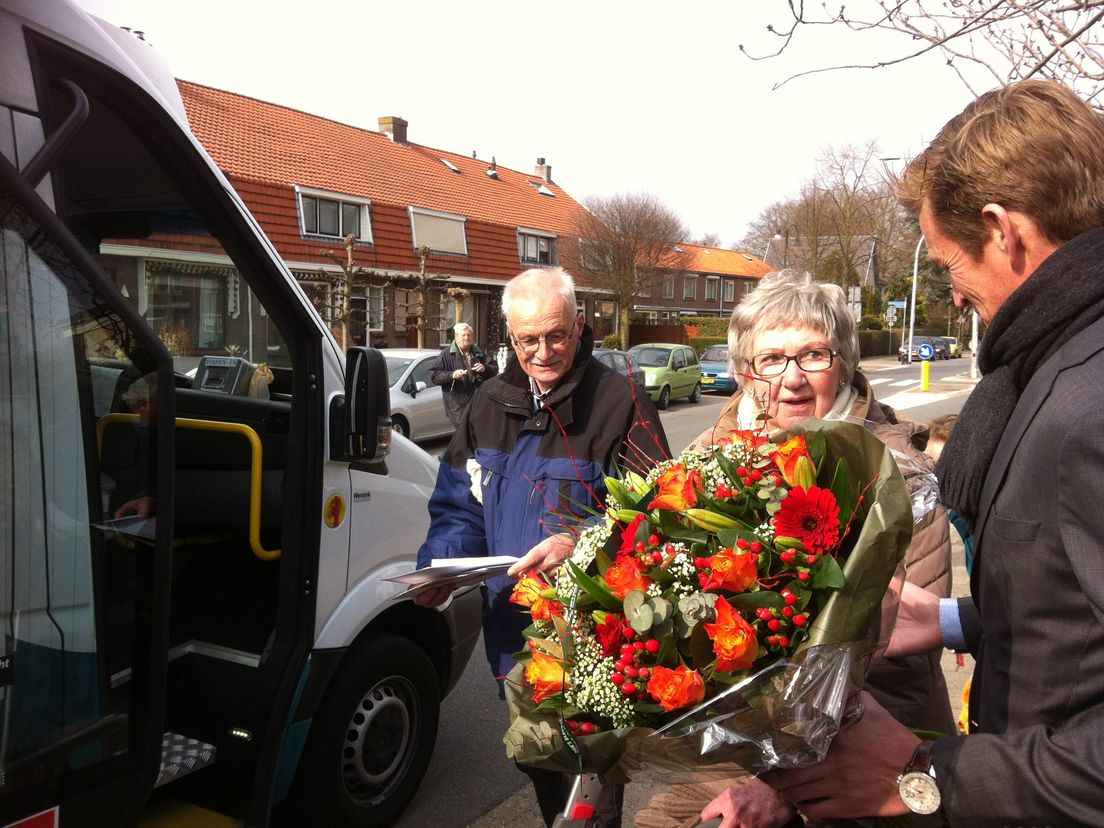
[294,634,440,827]
[391,416,409,438]
[656,386,671,410]
[688,382,702,404]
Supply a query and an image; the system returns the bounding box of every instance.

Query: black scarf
[936,227,1104,526]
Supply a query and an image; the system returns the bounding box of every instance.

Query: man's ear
[981,203,1023,271]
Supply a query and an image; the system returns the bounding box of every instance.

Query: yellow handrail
[97,413,281,560]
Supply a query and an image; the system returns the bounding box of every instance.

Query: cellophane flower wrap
[503,418,914,783]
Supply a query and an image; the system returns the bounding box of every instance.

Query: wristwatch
[897,740,941,815]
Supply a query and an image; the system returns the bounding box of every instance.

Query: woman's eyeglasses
[750,348,837,377]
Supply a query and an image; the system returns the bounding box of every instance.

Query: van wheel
[688,383,702,404]
[391,416,409,438]
[294,634,440,827]
[657,386,671,410]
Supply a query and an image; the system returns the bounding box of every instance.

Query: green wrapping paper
[503,418,916,783]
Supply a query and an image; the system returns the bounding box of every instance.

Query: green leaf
[774,535,808,551]
[805,429,827,469]
[595,544,614,576]
[566,560,622,612]
[717,528,740,548]
[812,555,846,589]
[829,459,856,532]
[604,476,638,508]
[726,590,785,611]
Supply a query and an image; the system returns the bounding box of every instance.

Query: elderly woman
[636,270,955,828]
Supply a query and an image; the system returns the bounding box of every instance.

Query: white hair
[453,322,473,336]
[501,267,576,320]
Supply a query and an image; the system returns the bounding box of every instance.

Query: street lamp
[762,232,783,266]
[907,235,925,363]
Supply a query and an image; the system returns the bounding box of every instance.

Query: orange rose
[651,464,703,511]
[770,435,814,488]
[718,429,767,452]
[603,555,652,600]
[510,573,563,621]
[526,645,569,704]
[647,665,706,712]
[698,548,758,593]
[703,596,759,672]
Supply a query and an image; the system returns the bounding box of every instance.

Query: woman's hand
[700,777,796,828]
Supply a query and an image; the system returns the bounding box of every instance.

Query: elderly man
[748,79,1104,827]
[416,267,670,827]
[429,321,498,427]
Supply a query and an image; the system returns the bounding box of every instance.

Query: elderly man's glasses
[510,328,574,354]
[751,348,836,377]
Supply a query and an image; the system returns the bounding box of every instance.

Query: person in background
[765,78,1104,825]
[637,269,954,828]
[429,322,498,427]
[416,267,670,828]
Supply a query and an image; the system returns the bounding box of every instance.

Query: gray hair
[728,269,859,387]
[453,322,473,336]
[501,267,577,321]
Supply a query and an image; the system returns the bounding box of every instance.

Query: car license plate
[702,378,714,384]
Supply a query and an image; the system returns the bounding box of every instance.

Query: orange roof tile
[178,81,589,237]
[669,242,771,278]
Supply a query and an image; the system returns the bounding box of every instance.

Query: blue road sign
[917,342,935,361]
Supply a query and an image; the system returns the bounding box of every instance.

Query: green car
[627,343,702,410]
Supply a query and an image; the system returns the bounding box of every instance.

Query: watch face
[899,771,941,815]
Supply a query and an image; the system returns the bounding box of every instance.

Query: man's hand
[763,691,919,819]
[412,584,454,608]
[452,369,465,380]
[472,363,485,374]
[507,533,575,577]
[700,777,796,828]
[885,581,943,658]
[115,495,156,519]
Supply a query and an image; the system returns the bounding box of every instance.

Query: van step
[156,732,217,788]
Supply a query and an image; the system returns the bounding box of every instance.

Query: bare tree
[742,1,1104,105]
[317,233,381,349]
[564,192,692,350]
[696,232,723,248]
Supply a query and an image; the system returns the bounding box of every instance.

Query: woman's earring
[839,379,847,389]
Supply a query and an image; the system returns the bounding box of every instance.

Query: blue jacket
[417,329,670,685]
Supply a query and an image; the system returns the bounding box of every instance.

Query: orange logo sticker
[323,494,346,529]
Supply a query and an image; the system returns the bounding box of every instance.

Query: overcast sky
[75,0,983,250]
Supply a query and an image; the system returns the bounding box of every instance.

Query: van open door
[0,146,174,825]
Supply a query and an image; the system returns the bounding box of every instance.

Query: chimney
[378,116,408,144]
[535,157,552,182]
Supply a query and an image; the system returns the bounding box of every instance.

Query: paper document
[93,515,157,543]
[386,555,518,595]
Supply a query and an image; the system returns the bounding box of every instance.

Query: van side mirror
[333,347,391,464]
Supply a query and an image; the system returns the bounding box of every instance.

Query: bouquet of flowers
[503,418,916,783]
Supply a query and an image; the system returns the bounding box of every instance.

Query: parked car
[626,343,702,409]
[897,336,949,362]
[698,344,738,394]
[594,348,646,387]
[939,336,963,358]
[382,348,455,441]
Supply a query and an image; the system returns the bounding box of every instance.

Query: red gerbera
[619,513,647,556]
[773,485,841,554]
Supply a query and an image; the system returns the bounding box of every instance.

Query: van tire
[294,633,440,826]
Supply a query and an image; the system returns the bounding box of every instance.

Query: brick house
[636,243,772,322]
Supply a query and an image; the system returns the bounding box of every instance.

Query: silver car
[382,348,455,441]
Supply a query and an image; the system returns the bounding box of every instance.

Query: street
[395,354,978,828]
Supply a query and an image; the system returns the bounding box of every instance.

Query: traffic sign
[917,342,935,361]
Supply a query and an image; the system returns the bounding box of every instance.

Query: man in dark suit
[762,80,1104,824]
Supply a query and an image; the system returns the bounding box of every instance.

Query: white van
[0,1,480,825]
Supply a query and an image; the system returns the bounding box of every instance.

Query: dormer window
[517,228,557,265]
[297,187,373,242]
[409,207,468,255]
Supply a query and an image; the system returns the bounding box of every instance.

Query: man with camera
[429,322,499,427]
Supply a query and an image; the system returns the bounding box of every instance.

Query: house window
[410,207,468,255]
[705,278,719,301]
[724,280,736,302]
[517,228,557,265]
[683,276,698,300]
[580,239,612,272]
[350,285,385,337]
[145,267,226,350]
[297,187,372,242]
[662,278,675,298]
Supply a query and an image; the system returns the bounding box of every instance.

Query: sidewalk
[469,527,975,828]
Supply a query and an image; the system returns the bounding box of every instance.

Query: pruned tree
[742,1,1104,105]
[317,233,382,349]
[564,192,692,350]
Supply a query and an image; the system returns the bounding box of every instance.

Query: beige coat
[689,372,955,734]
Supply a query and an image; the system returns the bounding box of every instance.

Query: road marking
[890,378,918,387]
[879,387,972,411]
[866,377,894,386]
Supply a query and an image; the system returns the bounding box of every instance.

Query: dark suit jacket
[935,315,1104,825]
